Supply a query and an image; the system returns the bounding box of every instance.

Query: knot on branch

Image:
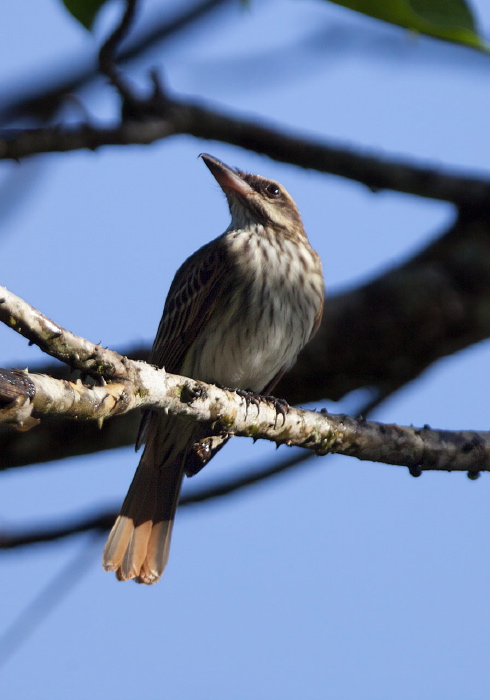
[180,382,207,405]
[0,369,39,431]
[120,71,175,122]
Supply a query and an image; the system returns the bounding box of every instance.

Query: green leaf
[325,0,488,51]
[62,0,110,30]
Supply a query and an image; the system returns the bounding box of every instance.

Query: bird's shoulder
[149,234,231,369]
[162,235,229,311]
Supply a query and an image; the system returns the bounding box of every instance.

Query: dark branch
[1,410,487,550]
[98,0,139,105]
[0,0,229,124]
[99,0,139,80]
[278,208,490,403]
[3,210,490,468]
[0,451,311,549]
[1,93,490,206]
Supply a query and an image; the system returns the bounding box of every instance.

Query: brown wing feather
[136,237,230,451]
[150,237,229,373]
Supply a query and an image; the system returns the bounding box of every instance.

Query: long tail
[102,415,192,584]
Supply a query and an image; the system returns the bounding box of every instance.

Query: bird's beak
[200,153,254,197]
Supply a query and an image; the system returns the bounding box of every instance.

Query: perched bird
[102,154,324,584]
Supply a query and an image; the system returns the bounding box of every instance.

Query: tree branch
[279,208,490,404]
[0,286,128,378]
[0,0,229,124]
[98,0,139,100]
[0,452,312,549]
[3,210,490,468]
[1,289,489,475]
[0,410,139,471]
[1,93,490,205]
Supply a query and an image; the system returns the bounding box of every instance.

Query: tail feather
[137,520,175,584]
[103,460,184,583]
[118,520,153,581]
[136,460,184,584]
[120,468,159,581]
[103,515,134,572]
[102,415,192,584]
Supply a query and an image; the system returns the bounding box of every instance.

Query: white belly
[182,233,323,392]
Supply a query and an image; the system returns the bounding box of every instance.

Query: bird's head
[200,153,305,237]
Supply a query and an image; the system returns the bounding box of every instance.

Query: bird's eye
[265,183,281,198]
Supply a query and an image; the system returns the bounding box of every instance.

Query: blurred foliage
[61,0,486,52]
[326,0,487,50]
[62,0,110,30]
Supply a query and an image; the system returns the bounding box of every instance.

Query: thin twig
[0,533,103,669]
[98,0,139,100]
[0,0,229,124]
[0,450,319,549]
[0,386,398,551]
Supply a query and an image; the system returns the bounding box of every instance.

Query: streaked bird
[103,154,324,584]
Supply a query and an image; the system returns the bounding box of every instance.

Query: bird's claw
[234,389,289,426]
[235,388,261,418]
[264,395,289,428]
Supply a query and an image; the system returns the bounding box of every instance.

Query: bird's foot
[216,384,289,427]
[235,389,289,427]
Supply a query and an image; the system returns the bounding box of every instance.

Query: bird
[102,153,325,584]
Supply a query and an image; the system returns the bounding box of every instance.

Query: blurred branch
[1,91,490,206]
[0,418,485,551]
[0,410,139,470]
[0,0,228,124]
[0,451,312,549]
[0,532,104,671]
[98,0,139,96]
[279,208,490,404]
[3,208,490,468]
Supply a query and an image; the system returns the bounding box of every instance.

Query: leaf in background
[325,0,487,51]
[62,0,110,30]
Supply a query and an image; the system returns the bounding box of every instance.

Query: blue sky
[1,1,490,698]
